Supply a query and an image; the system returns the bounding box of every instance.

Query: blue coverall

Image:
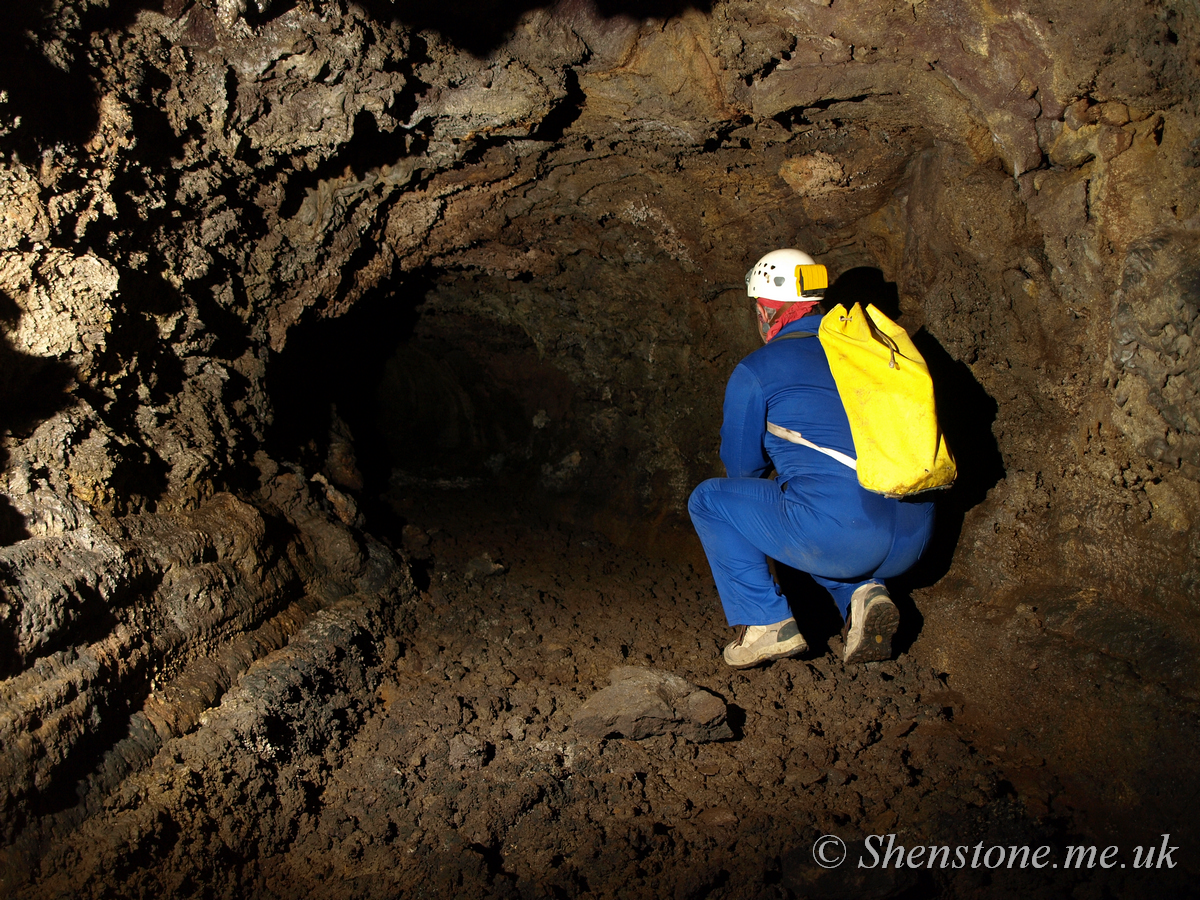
[688,313,935,626]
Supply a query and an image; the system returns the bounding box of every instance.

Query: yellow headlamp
[796,264,829,296]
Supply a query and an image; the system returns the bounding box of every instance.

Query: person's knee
[688,478,722,519]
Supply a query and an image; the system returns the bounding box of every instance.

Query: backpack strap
[766,422,858,471]
[767,329,856,469]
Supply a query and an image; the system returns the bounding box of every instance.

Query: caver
[689,249,937,669]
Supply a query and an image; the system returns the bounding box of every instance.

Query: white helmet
[745,248,828,302]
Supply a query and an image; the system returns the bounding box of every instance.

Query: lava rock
[570,666,732,742]
[448,734,488,770]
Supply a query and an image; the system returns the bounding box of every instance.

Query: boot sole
[844,597,899,664]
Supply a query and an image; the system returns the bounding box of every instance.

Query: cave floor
[21,483,1190,900]
[235,481,1170,900]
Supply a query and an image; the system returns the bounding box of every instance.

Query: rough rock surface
[0,0,1198,896]
[571,666,733,742]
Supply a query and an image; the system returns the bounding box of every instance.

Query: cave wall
[1,0,1198,880]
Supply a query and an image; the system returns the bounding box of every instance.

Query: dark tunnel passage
[264,272,594,548]
[1,1,1199,898]
[264,258,1008,582]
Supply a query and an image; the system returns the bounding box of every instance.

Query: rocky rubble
[15,487,1184,898]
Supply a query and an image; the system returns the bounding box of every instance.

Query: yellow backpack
[769,302,956,497]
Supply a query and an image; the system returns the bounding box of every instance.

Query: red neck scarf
[755,298,821,343]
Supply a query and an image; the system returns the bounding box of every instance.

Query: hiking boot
[843,583,899,664]
[723,617,808,669]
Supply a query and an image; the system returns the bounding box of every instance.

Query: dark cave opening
[372,310,571,484]
[265,272,589,550]
[264,272,425,535]
[264,258,1007,578]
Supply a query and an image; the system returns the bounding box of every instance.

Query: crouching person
[689,249,936,669]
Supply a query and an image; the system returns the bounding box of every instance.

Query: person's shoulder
[739,342,777,371]
[761,325,821,355]
[749,323,828,375]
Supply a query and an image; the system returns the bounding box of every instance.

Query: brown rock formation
[0,0,1197,896]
